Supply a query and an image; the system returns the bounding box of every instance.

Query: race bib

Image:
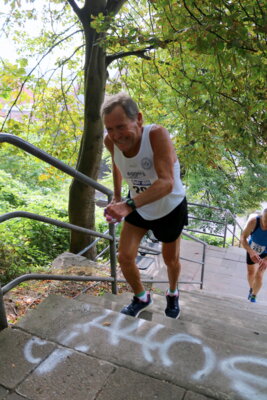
[131,179,151,194]
[251,241,266,255]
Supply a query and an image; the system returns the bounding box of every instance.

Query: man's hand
[249,251,261,264]
[104,201,132,223]
[259,257,267,271]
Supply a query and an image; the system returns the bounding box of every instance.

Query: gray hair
[101,92,139,120]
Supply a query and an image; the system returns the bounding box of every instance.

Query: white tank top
[114,124,186,220]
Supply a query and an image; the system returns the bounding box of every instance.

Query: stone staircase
[1,289,267,400]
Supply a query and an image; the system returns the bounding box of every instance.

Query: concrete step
[181,289,267,313]
[76,292,267,354]
[79,290,267,326]
[7,294,267,400]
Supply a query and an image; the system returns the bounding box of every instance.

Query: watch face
[127,199,136,209]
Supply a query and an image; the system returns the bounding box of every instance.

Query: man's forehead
[104,107,130,125]
[106,105,127,117]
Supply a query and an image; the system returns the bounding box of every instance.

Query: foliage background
[0,0,266,282]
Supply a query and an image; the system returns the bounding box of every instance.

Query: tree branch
[106,25,193,66]
[193,2,208,17]
[106,47,152,65]
[217,91,244,106]
[184,0,257,53]
[57,44,85,68]
[183,0,203,25]
[255,0,265,17]
[106,0,128,15]
[67,0,82,18]
[0,30,82,132]
[237,0,257,24]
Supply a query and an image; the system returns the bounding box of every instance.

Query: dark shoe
[165,294,180,319]
[250,294,256,303]
[248,288,253,300]
[120,293,153,317]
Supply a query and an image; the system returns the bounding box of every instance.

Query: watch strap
[125,198,136,210]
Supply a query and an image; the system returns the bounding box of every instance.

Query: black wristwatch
[125,198,136,210]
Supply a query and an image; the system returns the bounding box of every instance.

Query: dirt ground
[3,279,129,325]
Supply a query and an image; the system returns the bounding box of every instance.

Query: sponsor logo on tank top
[127,171,146,178]
[141,157,152,170]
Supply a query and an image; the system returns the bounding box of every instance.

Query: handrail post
[108,195,117,294]
[232,220,236,246]
[223,212,228,248]
[0,284,8,331]
[200,243,206,290]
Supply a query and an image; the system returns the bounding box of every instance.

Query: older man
[101,92,188,319]
[241,208,267,302]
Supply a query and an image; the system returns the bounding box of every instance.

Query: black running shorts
[246,252,267,265]
[125,197,188,243]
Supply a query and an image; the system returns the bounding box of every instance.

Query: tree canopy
[100,0,267,211]
[1,0,266,222]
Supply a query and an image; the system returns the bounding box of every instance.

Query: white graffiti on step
[24,337,48,364]
[57,309,216,377]
[220,356,267,400]
[23,336,73,375]
[23,308,267,400]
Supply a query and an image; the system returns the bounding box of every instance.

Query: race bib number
[251,241,266,255]
[132,186,147,194]
[131,179,151,194]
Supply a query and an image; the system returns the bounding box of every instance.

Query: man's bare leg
[118,221,148,295]
[162,235,182,319]
[162,235,182,291]
[252,268,265,296]
[247,264,256,290]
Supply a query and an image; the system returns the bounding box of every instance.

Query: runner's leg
[252,260,266,296]
[118,221,148,295]
[162,235,181,291]
[247,264,256,289]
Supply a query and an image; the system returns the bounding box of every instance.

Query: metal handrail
[1,230,207,295]
[0,133,117,330]
[0,133,241,330]
[0,211,112,241]
[0,133,112,196]
[1,274,204,296]
[187,202,243,247]
[182,231,207,289]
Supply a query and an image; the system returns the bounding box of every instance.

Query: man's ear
[137,112,143,126]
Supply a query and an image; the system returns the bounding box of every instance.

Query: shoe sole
[165,309,181,320]
[135,299,154,318]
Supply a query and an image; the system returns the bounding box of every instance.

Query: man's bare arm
[240,218,261,263]
[104,134,122,203]
[130,125,177,209]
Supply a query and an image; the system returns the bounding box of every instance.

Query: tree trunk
[69,1,107,257]
[68,0,127,257]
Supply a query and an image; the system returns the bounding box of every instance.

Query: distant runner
[240,208,267,302]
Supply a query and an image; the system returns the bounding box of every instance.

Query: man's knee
[247,266,256,277]
[255,269,264,280]
[163,253,180,268]
[118,250,135,266]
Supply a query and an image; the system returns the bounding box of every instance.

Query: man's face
[262,212,267,227]
[104,105,143,155]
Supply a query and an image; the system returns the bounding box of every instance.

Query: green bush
[0,169,70,284]
[183,232,232,247]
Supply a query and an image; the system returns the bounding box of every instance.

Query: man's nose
[113,129,121,140]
